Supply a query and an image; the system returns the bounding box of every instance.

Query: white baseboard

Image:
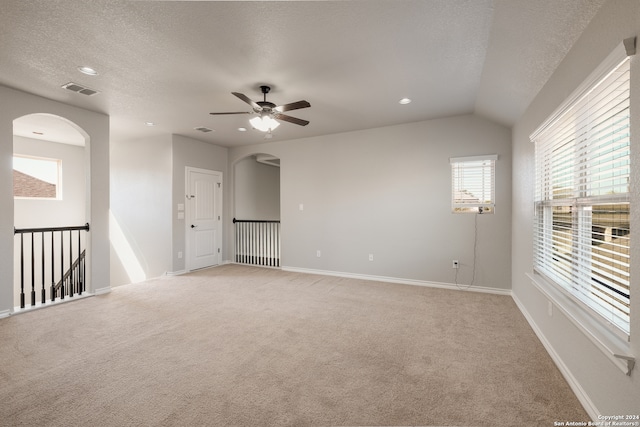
[9,294,93,316]
[165,270,187,277]
[232,262,280,270]
[0,309,11,319]
[281,266,511,296]
[168,261,232,277]
[93,286,111,296]
[511,293,598,421]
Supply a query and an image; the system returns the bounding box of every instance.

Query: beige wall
[110,134,173,286]
[110,133,229,281]
[229,114,512,291]
[234,155,280,221]
[0,85,110,315]
[511,0,640,417]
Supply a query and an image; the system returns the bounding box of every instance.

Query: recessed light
[77,66,98,76]
[144,122,155,127]
[399,98,412,105]
[238,127,247,132]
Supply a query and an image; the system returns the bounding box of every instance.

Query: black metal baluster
[60,230,65,300]
[69,230,73,297]
[275,224,280,267]
[77,231,83,295]
[80,251,85,294]
[30,233,35,306]
[41,232,46,304]
[50,231,56,302]
[20,233,25,309]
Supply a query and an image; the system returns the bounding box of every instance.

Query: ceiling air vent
[61,82,100,96]
[194,127,213,133]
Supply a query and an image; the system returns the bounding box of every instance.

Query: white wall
[171,134,228,273]
[110,134,173,286]
[511,0,639,417]
[110,133,228,282]
[13,136,87,306]
[229,114,512,290]
[234,156,280,220]
[13,136,86,228]
[0,85,110,315]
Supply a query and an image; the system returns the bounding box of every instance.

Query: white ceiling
[0,0,605,147]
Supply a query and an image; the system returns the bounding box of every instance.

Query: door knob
[191,224,197,228]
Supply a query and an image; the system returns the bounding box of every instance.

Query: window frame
[530,40,633,343]
[13,154,62,200]
[450,154,497,214]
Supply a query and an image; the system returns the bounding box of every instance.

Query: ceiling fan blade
[209,111,251,115]
[274,100,311,113]
[274,113,309,126]
[232,92,262,111]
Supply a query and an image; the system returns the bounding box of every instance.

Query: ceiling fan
[210,85,310,132]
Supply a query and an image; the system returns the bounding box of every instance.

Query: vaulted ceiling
[1,0,605,147]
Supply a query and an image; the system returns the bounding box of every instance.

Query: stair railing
[14,223,90,309]
[233,218,280,267]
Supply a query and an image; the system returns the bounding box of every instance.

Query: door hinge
[217,182,221,188]
[218,248,221,253]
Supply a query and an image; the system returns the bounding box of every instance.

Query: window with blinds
[531,46,631,337]
[450,155,497,213]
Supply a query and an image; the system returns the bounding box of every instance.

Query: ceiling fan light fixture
[250,115,280,132]
[399,98,412,105]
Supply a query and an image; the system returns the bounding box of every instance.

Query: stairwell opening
[233,153,281,267]
[13,113,89,309]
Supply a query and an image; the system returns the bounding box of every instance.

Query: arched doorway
[13,113,89,309]
[233,153,281,266]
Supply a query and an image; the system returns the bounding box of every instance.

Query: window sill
[526,272,635,375]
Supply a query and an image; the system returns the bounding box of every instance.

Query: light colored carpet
[0,264,588,426]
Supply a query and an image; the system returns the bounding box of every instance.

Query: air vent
[194,127,213,133]
[61,82,100,96]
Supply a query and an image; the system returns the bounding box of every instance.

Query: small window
[13,155,61,199]
[450,155,497,214]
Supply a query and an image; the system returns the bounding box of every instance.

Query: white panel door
[186,168,222,270]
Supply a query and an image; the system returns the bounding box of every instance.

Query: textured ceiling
[0,0,605,147]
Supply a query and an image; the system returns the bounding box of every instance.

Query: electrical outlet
[178,251,183,259]
[369,254,374,261]
[317,250,321,257]
[452,260,459,269]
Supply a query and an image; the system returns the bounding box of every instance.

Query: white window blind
[450,155,497,213]
[531,45,631,337]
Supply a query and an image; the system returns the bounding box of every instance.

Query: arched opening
[233,153,281,266]
[13,113,89,309]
